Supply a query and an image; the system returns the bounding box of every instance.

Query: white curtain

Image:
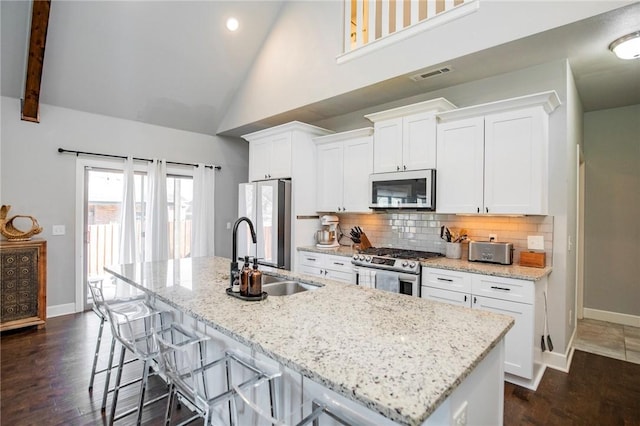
[191,163,216,257]
[144,159,169,261]
[118,156,137,265]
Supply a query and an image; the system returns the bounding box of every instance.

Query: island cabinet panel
[0,239,47,331]
[422,266,544,383]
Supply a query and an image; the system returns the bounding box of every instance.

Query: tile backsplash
[337,213,554,265]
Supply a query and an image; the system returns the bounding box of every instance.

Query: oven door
[353,266,420,297]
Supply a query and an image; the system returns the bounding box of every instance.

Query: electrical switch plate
[527,235,544,250]
[453,401,468,426]
[52,225,66,236]
[489,233,497,242]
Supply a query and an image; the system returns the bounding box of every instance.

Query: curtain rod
[57,148,221,170]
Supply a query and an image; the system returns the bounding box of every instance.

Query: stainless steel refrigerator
[237,179,291,269]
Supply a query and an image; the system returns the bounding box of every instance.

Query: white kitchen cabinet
[298,251,353,283]
[248,132,292,181]
[436,91,560,215]
[422,267,545,383]
[315,128,373,213]
[365,98,456,174]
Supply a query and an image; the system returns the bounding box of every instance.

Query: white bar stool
[87,277,147,393]
[155,328,281,426]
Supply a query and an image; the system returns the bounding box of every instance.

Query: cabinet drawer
[325,255,352,273]
[472,275,534,304]
[421,286,471,308]
[325,269,352,284]
[298,265,323,278]
[299,253,324,268]
[422,267,472,293]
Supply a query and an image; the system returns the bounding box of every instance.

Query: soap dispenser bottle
[240,256,251,296]
[248,257,262,297]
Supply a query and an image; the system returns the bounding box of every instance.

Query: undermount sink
[262,275,321,296]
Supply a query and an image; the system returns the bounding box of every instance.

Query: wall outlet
[453,401,468,426]
[226,222,231,230]
[52,225,66,236]
[527,235,545,250]
[489,233,497,242]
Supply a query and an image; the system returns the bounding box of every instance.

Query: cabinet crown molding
[437,91,561,123]
[242,121,333,142]
[364,97,457,122]
[313,127,374,144]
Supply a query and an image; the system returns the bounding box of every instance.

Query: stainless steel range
[351,247,443,297]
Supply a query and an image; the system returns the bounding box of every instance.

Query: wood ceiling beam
[21,0,51,123]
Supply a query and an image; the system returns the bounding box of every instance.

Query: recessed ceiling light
[609,31,640,60]
[226,17,239,32]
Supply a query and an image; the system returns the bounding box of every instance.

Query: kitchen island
[105,256,513,425]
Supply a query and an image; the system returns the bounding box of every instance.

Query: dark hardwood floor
[2,312,639,425]
[1,312,194,425]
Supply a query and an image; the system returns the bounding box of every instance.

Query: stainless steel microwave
[369,169,436,210]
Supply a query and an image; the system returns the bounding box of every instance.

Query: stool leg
[164,382,175,426]
[269,376,279,421]
[108,345,126,426]
[135,359,151,425]
[225,357,234,426]
[101,336,117,412]
[89,316,105,393]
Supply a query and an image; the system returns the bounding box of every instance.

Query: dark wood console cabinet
[0,239,47,331]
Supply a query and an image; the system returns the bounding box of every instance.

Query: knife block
[359,233,372,250]
[519,251,546,268]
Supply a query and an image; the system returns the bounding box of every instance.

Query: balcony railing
[341,0,479,61]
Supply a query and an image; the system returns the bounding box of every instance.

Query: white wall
[0,96,248,311]
[583,104,640,317]
[218,0,624,133]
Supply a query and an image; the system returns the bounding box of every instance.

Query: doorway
[75,158,194,312]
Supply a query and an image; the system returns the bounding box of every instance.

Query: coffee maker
[315,215,340,248]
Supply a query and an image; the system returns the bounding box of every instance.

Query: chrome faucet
[230,217,257,289]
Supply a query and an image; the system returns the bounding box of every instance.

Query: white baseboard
[583,308,640,327]
[47,303,77,318]
[544,326,576,373]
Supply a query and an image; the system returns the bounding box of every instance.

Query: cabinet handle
[334,262,344,266]
[473,296,477,304]
[337,207,341,211]
[437,277,453,282]
[343,206,346,211]
[403,165,407,171]
[268,174,272,178]
[265,174,268,179]
[477,207,480,213]
[486,207,489,213]
[397,165,400,171]
[324,270,328,275]
[490,286,511,291]
[464,295,468,302]
[307,258,316,261]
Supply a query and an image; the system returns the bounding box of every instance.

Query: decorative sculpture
[0,205,43,241]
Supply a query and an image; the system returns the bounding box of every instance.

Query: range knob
[401,261,408,267]
[409,262,416,268]
[359,255,365,261]
[353,254,358,260]
[365,256,371,262]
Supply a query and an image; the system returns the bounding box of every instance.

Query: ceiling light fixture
[609,31,640,60]
[226,17,239,32]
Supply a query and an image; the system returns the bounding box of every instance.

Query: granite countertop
[105,256,513,426]
[297,246,551,281]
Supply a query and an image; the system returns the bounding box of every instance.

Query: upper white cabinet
[314,128,373,213]
[244,122,332,183]
[365,98,456,173]
[248,133,292,181]
[436,91,561,215]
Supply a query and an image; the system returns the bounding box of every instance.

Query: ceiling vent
[410,66,453,82]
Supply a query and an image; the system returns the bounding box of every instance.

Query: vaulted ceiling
[2,1,639,137]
